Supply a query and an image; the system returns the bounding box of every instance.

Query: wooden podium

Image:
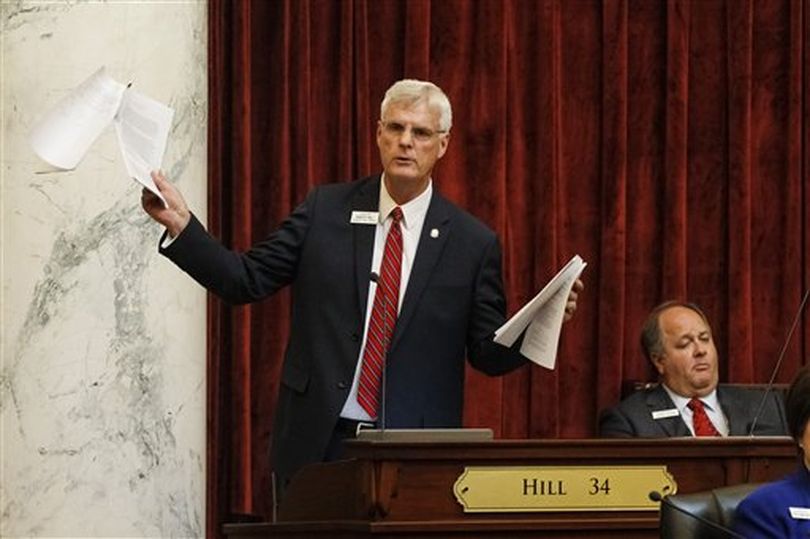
[223,436,797,538]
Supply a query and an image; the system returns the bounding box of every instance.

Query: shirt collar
[662,384,720,413]
[378,173,432,230]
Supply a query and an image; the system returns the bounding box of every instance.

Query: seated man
[599,301,788,437]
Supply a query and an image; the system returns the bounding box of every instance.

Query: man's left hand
[564,278,584,322]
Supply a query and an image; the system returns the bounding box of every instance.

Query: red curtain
[207,0,809,535]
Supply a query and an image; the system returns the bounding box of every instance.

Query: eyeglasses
[380,120,447,143]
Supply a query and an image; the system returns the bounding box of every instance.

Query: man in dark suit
[141,79,583,486]
[599,301,788,438]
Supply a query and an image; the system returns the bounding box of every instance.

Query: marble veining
[2,1,207,537]
[4,204,202,537]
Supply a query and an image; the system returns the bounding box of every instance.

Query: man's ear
[651,355,666,376]
[437,132,450,159]
[375,121,384,144]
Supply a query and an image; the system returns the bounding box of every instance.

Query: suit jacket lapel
[388,191,451,355]
[647,386,691,437]
[352,176,381,323]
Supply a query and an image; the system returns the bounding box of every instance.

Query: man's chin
[385,170,421,183]
[690,378,718,395]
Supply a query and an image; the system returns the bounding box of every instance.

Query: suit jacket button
[350,332,359,342]
[337,381,348,390]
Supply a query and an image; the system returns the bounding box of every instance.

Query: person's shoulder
[312,175,378,196]
[754,468,807,497]
[618,384,666,406]
[733,478,797,536]
[431,190,496,240]
[602,391,649,425]
[716,383,769,403]
[740,476,798,509]
[717,383,758,394]
[297,176,380,213]
[600,387,656,420]
[598,388,659,437]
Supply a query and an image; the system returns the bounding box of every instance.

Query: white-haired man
[141,79,583,488]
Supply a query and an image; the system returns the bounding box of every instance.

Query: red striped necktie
[357,207,403,419]
[688,398,721,437]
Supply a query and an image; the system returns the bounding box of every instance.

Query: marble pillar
[1,1,207,536]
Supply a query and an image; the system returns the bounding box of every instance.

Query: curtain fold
[727,0,755,378]
[207,0,809,535]
[597,0,629,430]
[664,0,689,298]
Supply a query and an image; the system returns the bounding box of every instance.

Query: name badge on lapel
[789,507,810,520]
[350,211,379,225]
[651,408,680,420]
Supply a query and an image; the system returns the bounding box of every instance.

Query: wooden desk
[224,437,798,538]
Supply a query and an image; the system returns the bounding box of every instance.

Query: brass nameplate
[453,465,677,512]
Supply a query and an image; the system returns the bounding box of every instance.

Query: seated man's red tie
[688,398,721,437]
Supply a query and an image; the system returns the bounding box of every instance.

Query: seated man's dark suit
[599,384,788,437]
[159,174,528,484]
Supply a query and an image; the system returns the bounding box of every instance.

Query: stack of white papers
[29,66,173,207]
[494,254,587,369]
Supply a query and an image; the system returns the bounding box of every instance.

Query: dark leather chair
[659,483,761,539]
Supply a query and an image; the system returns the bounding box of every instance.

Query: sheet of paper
[29,66,174,206]
[518,271,580,369]
[494,254,586,369]
[114,88,173,207]
[29,66,126,169]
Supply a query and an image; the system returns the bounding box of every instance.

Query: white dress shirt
[339,176,432,421]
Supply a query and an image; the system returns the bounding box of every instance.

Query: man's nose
[398,126,415,146]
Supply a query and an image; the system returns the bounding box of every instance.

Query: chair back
[659,483,761,539]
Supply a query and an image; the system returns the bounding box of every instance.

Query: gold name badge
[453,465,677,512]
